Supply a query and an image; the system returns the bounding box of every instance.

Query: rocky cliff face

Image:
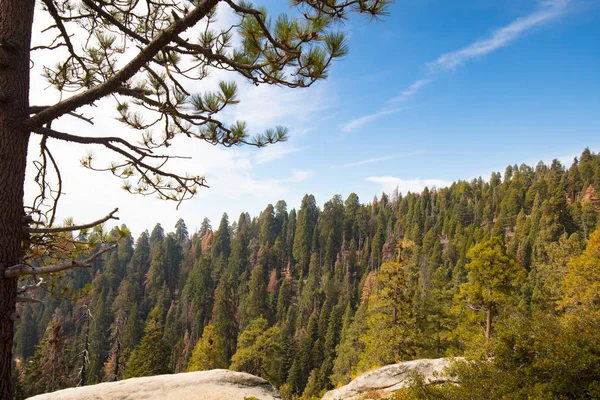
[322,358,456,400]
[27,369,283,400]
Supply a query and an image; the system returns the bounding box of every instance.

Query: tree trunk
[485,305,493,341]
[0,1,35,397]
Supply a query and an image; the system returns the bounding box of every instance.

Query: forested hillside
[14,148,600,399]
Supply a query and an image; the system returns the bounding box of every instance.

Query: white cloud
[254,145,308,165]
[427,0,569,72]
[331,151,422,169]
[365,176,451,194]
[342,0,571,130]
[282,169,314,182]
[228,82,332,132]
[341,108,397,132]
[392,79,433,103]
[340,106,419,132]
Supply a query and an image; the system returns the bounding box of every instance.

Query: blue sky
[26,0,600,235]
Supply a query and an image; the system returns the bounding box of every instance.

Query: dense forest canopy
[13,148,600,399]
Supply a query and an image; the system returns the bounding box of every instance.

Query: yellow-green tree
[559,228,600,322]
[457,237,525,342]
[358,260,417,370]
[230,317,282,386]
[187,324,224,371]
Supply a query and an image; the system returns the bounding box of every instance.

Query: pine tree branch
[41,0,89,74]
[16,297,44,305]
[4,245,117,278]
[24,0,221,130]
[23,208,119,234]
[17,278,45,294]
[30,106,95,125]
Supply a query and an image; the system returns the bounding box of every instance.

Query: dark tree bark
[485,306,493,341]
[0,1,35,397]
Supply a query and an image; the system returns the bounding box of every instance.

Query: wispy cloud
[331,151,422,169]
[340,105,418,132]
[254,145,307,165]
[281,169,314,182]
[392,79,433,103]
[366,176,451,194]
[342,0,571,131]
[341,108,397,132]
[427,0,569,73]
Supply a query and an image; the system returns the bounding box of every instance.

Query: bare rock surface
[322,358,456,400]
[27,369,282,400]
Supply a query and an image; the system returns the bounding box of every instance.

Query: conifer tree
[359,260,417,370]
[293,195,319,275]
[331,302,367,386]
[87,277,112,383]
[187,323,223,371]
[124,307,170,378]
[181,257,214,342]
[149,224,165,249]
[212,213,232,261]
[246,262,269,323]
[21,311,71,397]
[230,317,283,386]
[175,219,189,245]
[457,237,525,342]
[211,275,238,367]
[14,304,37,360]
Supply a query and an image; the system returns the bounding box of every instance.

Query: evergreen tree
[14,304,37,360]
[211,275,238,367]
[359,260,417,370]
[331,302,367,386]
[187,324,224,371]
[212,213,232,261]
[175,219,189,245]
[246,262,269,323]
[149,223,165,248]
[230,317,283,386]
[456,237,525,342]
[21,311,71,397]
[124,307,170,378]
[293,195,319,276]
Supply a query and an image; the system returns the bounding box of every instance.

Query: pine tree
[293,195,319,276]
[14,304,37,360]
[175,219,189,245]
[185,325,215,371]
[359,260,417,370]
[21,310,72,397]
[212,213,232,261]
[211,275,238,367]
[124,307,170,378]
[331,302,367,386]
[457,237,525,342]
[230,317,283,386]
[246,262,269,323]
[149,224,165,248]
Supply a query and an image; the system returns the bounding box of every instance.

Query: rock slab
[322,358,455,400]
[27,369,283,400]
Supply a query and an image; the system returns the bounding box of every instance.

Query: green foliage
[21,311,72,398]
[16,149,600,396]
[187,324,224,371]
[359,261,417,370]
[230,317,283,386]
[455,236,525,342]
[211,276,239,367]
[123,307,171,378]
